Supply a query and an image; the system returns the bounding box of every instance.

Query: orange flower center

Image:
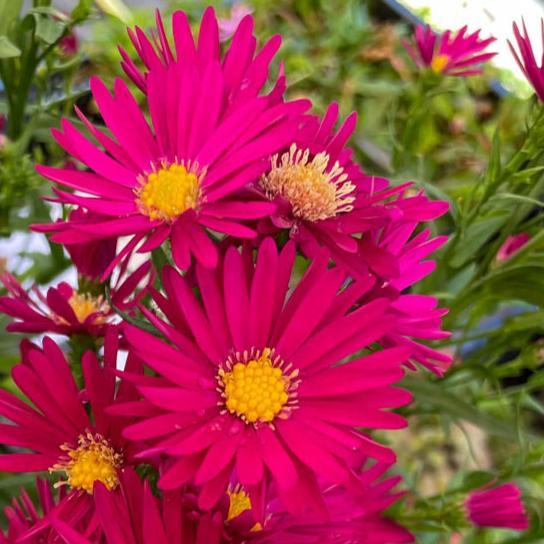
[50,433,122,494]
[219,348,299,425]
[261,144,356,222]
[68,293,109,324]
[431,53,450,74]
[135,162,201,222]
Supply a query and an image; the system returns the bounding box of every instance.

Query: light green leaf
[0,35,21,58]
[0,0,23,36]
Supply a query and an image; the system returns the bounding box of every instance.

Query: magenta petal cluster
[510,20,544,102]
[404,24,496,76]
[114,239,412,514]
[466,483,529,531]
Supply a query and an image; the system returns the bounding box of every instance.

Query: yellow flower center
[261,143,356,222]
[135,162,201,222]
[219,348,298,425]
[431,53,450,74]
[50,433,122,494]
[68,293,109,324]
[227,485,263,531]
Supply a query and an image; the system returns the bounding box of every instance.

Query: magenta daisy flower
[114,239,412,513]
[255,102,406,280]
[509,20,544,102]
[0,332,143,509]
[466,483,529,531]
[0,261,151,337]
[404,25,496,76]
[34,9,309,275]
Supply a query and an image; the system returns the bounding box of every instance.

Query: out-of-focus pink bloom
[0,261,151,337]
[509,20,544,102]
[466,483,529,531]
[497,233,530,261]
[59,31,78,56]
[218,3,253,42]
[0,114,6,149]
[404,25,496,76]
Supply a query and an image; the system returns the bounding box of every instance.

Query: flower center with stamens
[68,293,109,324]
[135,162,201,222]
[227,486,252,521]
[431,54,449,74]
[219,348,298,424]
[261,143,356,222]
[50,433,122,494]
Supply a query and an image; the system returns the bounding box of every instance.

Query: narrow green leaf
[0,0,23,36]
[403,377,524,440]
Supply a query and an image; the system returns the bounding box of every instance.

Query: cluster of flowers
[0,8,534,543]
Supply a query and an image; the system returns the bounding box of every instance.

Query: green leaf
[0,35,21,58]
[0,0,23,36]
[450,211,510,268]
[403,376,524,440]
[34,16,65,44]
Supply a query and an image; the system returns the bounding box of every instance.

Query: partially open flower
[466,483,529,531]
[496,233,530,262]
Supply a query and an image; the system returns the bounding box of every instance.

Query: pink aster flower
[114,239,412,514]
[256,102,407,280]
[404,25,496,76]
[0,261,151,337]
[34,9,309,276]
[0,332,144,510]
[497,233,530,262]
[509,20,544,102]
[466,483,529,531]
[0,478,99,543]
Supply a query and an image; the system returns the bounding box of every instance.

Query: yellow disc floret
[68,293,109,324]
[50,433,122,494]
[219,348,297,424]
[136,161,201,222]
[431,53,450,74]
[227,485,263,531]
[261,143,355,222]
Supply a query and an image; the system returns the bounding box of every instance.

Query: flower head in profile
[35,8,309,274]
[404,25,496,76]
[115,240,412,514]
[0,332,143,513]
[0,261,151,337]
[361,189,452,376]
[509,20,544,102]
[466,483,529,531]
